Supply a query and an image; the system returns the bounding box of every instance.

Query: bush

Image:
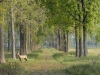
[0,62,26,75]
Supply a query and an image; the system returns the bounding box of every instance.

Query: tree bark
[56,30,59,50]
[58,30,61,50]
[0,24,5,63]
[53,34,56,49]
[8,23,11,51]
[27,27,31,53]
[83,26,88,56]
[75,26,79,57]
[81,0,88,56]
[66,31,69,52]
[59,30,63,51]
[20,25,26,55]
[79,26,83,57]
[0,1,5,63]
[63,32,66,52]
[11,7,16,59]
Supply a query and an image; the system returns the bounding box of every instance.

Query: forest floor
[5,48,100,75]
[24,48,68,75]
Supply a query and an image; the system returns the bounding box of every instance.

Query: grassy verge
[2,48,100,75]
[0,62,26,75]
[53,49,100,75]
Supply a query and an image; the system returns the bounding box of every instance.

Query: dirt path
[26,48,68,75]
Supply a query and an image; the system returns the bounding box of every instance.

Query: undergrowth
[3,48,100,75]
[67,62,100,75]
[53,50,100,75]
[28,50,43,59]
[0,62,26,75]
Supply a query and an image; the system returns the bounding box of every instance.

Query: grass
[0,62,26,75]
[2,48,100,75]
[67,63,100,75]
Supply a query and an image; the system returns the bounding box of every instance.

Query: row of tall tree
[39,0,100,57]
[0,0,47,63]
[0,0,100,63]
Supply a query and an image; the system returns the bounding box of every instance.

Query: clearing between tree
[19,48,100,75]
[3,48,100,75]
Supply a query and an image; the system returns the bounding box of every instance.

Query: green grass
[67,63,100,75]
[0,62,26,75]
[2,48,100,75]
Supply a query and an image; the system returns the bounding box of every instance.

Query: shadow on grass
[67,62,100,75]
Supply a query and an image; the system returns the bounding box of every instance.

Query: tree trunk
[53,34,56,49]
[0,1,5,63]
[0,24,5,63]
[30,26,34,51]
[56,30,59,50]
[79,26,83,57]
[81,0,88,56]
[63,32,66,52]
[11,7,16,59]
[59,30,63,51]
[20,25,26,54]
[8,24,11,51]
[75,26,79,57]
[27,27,31,53]
[83,26,88,56]
[58,30,61,50]
[66,31,69,52]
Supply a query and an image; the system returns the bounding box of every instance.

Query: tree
[14,0,46,53]
[39,0,73,52]
[0,1,5,63]
[40,0,100,57]
[11,0,16,59]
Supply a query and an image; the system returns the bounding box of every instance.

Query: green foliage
[0,62,26,75]
[40,0,100,32]
[95,26,100,43]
